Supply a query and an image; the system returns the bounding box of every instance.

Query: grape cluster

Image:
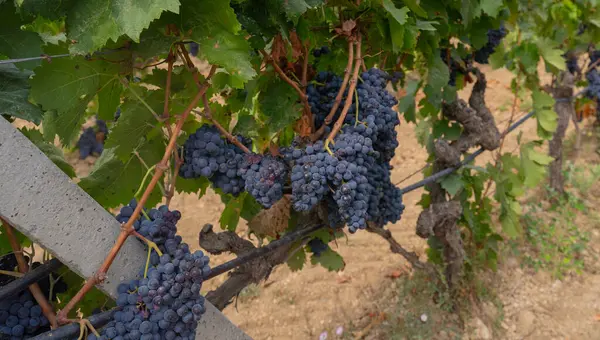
[442,51,473,87]
[390,71,404,86]
[114,108,122,121]
[180,125,248,196]
[295,68,405,232]
[0,291,50,338]
[189,43,199,57]
[77,125,104,159]
[238,155,288,208]
[565,53,580,75]
[284,141,329,211]
[312,46,330,58]
[473,25,508,64]
[308,239,329,257]
[181,68,405,232]
[586,51,600,119]
[77,115,115,159]
[92,200,209,340]
[180,126,289,208]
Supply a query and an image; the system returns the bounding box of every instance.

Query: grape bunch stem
[325,33,363,153]
[312,40,355,141]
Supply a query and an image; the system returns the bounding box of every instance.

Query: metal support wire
[31,309,116,340]
[0,258,62,300]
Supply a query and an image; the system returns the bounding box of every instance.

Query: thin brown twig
[325,34,363,146]
[165,150,184,208]
[162,51,175,138]
[301,43,309,87]
[178,44,205,89]
[56,65,218,324]
[311,40,355,141]
[259,49,313,128]
[137,58,170,70]
[1,217,58,328]
[193,95,252,154]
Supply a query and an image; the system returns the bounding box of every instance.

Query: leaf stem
[135,164,157,199]
[124,81,162,123]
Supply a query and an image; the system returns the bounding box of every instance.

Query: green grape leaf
[415,20,438,31]
[0,1,44,70]
[397,80,420,123]
[460,0,478,27]
[488,41,506,69]
[132,23,179,59]
[20,128,76,178]
[29,58,121,144]
[402,24,419,51]
[259,78,302,134]
[535,109,558,134]
[500,199,521,238]
[282,0,324,22]
[427,53,450,90]
[0,227,32,256]
[97,80,122,122]
[176,177,211,197]
[382,0,409,25]
[220,194,244,231]
[389,19,405,53]
[439,173,464,196]
[79,140,164,209]
[287,245,306,271]
[105,88,163,162]
[179,0,256,83]
[0,64,44,124]
[532,90,555,110]
[520,143,554,188]
[479,0,503,17]
[310,248,345,272]
[65,0,180,53]
[536,39,566,71]
[402,0,427,18]
[212,71,245,90]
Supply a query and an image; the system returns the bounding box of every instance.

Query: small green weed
[519,188,590,279]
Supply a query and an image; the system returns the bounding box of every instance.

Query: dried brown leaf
[248,195,291,238]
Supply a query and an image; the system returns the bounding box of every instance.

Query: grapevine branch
[325,34,362,150]
[0,217,58,328]
[198,224,291,310]
[56,65,218,324]
[365,223,432,272]
[312,40,355,141]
